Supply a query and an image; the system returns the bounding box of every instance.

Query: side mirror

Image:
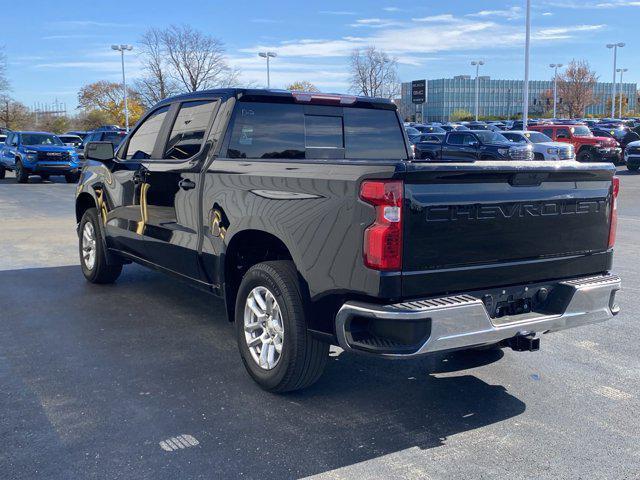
[85,141,114,162]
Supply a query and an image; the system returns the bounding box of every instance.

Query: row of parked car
[404,118,640,171]
[0,126,127,183]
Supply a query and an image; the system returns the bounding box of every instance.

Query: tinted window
[227,103,304,159]
[462,134,478,146]
[21,134,63,146]
[474,131,509,144]
[525,132,552,143]
[344,108,406,159]
[102,131,127,146]
[503,133,526,143]
[556,128,570,138]
[165,100,217,160]
[125,106,170,160]
[572,126,592,137]
[227,102,406,160]
[542,128,554,138]
[304,115,343,148]
[448,133,464,145]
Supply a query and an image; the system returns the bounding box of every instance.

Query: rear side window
[125,106,170,160]
[542,128,554,138]
[448,133,464,145]
[165,100,217,160]
[226,102,406,161]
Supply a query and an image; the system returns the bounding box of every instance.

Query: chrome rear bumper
[335,274,621,358]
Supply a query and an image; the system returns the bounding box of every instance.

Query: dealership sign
[411,80,426,104]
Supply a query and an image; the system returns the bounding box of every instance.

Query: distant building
[400,76,638,122]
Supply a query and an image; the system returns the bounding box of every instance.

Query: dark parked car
[412,124,446,134]
[58,134,83,148]
[77,129,127,158]
[414,130,533,161]
[75,88,620,392]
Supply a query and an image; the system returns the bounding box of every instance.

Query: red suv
[529,124,621,163]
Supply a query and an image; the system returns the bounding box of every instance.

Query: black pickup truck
[415,130,534,161]
[76,89,621,392]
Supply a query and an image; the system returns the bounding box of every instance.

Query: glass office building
[400,76,638,122]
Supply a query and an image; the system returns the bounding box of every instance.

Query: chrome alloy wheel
[81,222,97,270]
[244,286,284,370]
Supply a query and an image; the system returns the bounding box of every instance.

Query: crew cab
[501,130,575,161]
[0,131,81,182]
[75,89,621,392]
[414,130,533,161]
[529,124,621,163]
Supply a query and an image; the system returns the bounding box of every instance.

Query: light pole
[522,0,531,131]
[471,60,484,121]
[258,51,277,88]
[549,63,563,119]
[606,43,625,118]
[616,67,628,118]
[111,44,133,131]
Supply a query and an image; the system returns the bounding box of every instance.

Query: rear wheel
[40,174,50,181]
[79,208,122,284]
[577,149,594,162]
[235,261,328,392]
[15,160,28,183]
[628,164,639,172]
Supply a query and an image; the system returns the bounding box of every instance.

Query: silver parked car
[502,130,575,160]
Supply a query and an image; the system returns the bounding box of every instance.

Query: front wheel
[15,161,28,183]
[79,208,122,284]
[65,173,80,183]
[235,261,328,392]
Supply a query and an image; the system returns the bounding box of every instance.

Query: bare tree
[557,60,598,118]
[0,47,10,101]
[0,96,33,130]
[349,46,399,99]
[161,25,238,92]
[135,28,179,107]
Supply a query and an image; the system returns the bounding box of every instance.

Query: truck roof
[155,88,395,109]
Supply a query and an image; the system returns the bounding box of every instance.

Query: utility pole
[471,60,484,121]
[549,63,563,119]
[606,43,625,118]
[111,44,134,131]
[522,0,531,130]
[617,68,628,117]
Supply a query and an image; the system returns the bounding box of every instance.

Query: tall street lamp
[471,60,484,121]
[111,44,133,131]
[258,51,277,88]
[616,67,628,117]
[606,42,625,118]
[522,0,531,131]
[549,63,563,119]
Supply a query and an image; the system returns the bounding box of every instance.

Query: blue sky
[4,0,639,112]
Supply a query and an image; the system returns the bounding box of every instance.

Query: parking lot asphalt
[1,169,639,480]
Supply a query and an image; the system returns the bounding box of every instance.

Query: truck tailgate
[402,162,615,298]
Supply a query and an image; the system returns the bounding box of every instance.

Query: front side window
[556,128,570,139]
[125,106,170,160]
[165,100,217,160]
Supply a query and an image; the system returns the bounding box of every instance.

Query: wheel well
[534,152,544,160]
[224,230,293,322]
[75,192,96,223]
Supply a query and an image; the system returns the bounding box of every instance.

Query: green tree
[286,81,319,92]
[450,109,473,122]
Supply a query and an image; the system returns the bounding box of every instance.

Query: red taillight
[608,176,619,248]
[360,180,403,270]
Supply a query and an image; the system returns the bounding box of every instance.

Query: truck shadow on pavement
[0,264,525,480]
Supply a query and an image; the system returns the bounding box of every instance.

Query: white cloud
[383,6,401,12]
[349,18,402,28]
[542,0,640,8]
[542,11,554,15]
[411,14,458,23]
[319,10,357,15]
[536,24,606,39]
[467,6,523,20]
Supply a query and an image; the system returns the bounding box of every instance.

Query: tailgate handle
[509,172,549,186]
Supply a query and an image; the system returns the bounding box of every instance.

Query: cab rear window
[226,102,406,160]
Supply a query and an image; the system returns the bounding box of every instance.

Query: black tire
[0,166,5,179]
[15,160,28,183]
[79,208,122,284]
[235,261,328,392]
[577,149,593,162]
[533,152,544,160]
[40,174,50,181]
[65,173,80,183]
[628,165,640,172]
